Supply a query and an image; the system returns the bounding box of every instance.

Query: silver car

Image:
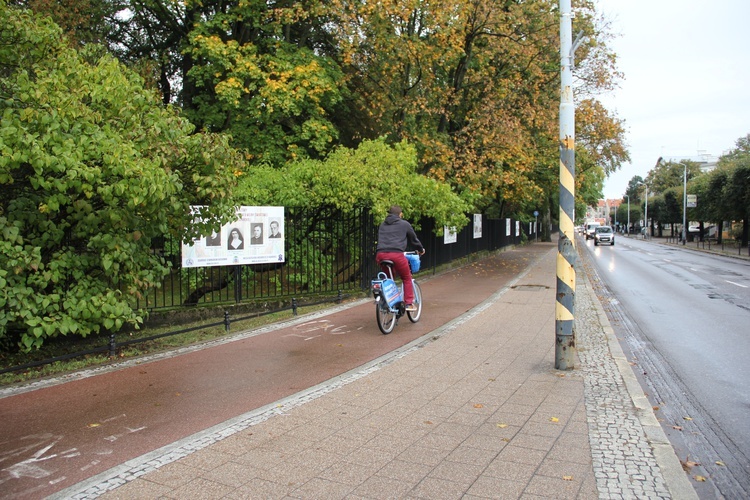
[594,225,615,246]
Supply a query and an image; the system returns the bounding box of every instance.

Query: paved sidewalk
[54,245,696,499]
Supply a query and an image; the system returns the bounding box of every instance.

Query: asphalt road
[580,234,750,499]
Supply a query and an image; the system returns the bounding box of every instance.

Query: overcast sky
[593,0,750,200]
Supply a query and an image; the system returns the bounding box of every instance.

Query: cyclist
[376,205,425,311]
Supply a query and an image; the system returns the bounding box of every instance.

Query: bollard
[337,290,342,303]
[292,298,298,316]
[224,311,230,332]
[108,334,116,358]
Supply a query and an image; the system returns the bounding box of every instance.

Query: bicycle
[370,252,423,334]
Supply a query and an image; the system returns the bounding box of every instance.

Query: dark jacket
[376,214,424,253]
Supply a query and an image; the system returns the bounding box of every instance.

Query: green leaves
[0,4,243,351]
[238,138,470,230]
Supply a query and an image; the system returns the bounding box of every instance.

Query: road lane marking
[725,280,748,288]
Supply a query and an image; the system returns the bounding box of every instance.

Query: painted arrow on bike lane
[0,244,552,499]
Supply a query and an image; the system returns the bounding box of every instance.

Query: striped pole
[556,0,576,370]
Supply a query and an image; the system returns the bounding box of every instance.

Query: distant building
[587,199,625,226]
[694,152,719,174]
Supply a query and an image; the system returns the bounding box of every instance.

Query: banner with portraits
[473,214,482,239]
[182,206,285,268]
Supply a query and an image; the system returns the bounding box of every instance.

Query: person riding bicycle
[376,205,425,311]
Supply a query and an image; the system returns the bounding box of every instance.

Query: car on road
[585,222,601,240]
[594,225,615,246]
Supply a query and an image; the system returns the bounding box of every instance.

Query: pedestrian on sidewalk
[376,205,425,311]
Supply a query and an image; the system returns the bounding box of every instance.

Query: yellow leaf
[694,475,706,482]
[474,403,484,409]
[550,417,559,422]
[496,423,508,428]
[683,416,693,421]
[87,423,100,428]
[563,475,574,481]
[716,461,725,466]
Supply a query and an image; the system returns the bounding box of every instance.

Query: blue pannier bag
[372,273,401,308]
[381,279,401,307]
[406,253,420,273]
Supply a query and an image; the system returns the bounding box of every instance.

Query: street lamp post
[682,162,687,245]
[614,203,617,228]
[624,194,630,235]
[644,184,648,239]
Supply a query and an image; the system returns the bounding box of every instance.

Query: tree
[576,99,630,176]
[0,3,244,350]
[8,0,123,47]
[329,0,624,219]
[624,175,644,204]
[646,159,702,196]
[718,134,750,245]
[180,0,347,164]
[236,138,470,231]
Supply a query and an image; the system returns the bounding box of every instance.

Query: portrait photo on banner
[182,206,285,268]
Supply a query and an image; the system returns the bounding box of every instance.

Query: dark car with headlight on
[594,225,615,246]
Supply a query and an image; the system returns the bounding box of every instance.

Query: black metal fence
[137,208,535,312]
[1,210,536,375]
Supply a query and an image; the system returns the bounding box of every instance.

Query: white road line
[726,280,748,288]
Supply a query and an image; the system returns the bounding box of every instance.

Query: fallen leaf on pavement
[496,423,508,428]
[563,476,574,481]
[550,417,559,423]
[694,475,706,482]
[672,426,683,431]
[683,416,693,421]
[715,461,725,466]
[474,403,484,409]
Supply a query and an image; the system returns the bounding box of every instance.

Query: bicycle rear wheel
[376,301,397,334]
[407,281,422,323]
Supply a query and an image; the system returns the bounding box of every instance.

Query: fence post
[233,266,242,303]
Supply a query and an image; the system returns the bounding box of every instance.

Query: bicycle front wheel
[376,301,397,334]
[407,281,422,323]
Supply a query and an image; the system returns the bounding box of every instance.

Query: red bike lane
[0,244,552,499]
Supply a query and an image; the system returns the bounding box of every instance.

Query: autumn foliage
[1,0,632,349]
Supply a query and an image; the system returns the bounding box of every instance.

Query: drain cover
[512,285,548,291]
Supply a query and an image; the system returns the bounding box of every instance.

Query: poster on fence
[505,218,511,236]
[444,226,457,244]
[473,214,482,239]
[182,206,285,268]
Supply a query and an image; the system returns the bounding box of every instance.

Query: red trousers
[376,252,415,304]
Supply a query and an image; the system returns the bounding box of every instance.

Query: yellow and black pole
[556,0,576,369]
